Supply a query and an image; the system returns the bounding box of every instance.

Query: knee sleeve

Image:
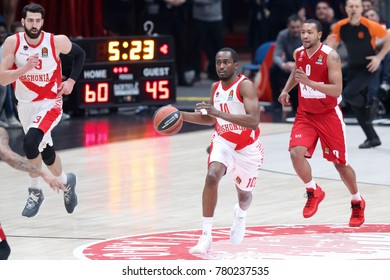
[0,240,11,260]
[23,128,44,159]
[41,145,56,166]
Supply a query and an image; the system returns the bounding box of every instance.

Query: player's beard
[24,26,42,39]
[303,41,313,49]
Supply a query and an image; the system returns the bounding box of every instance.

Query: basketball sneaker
[64,172,78,213]
[22,188,44,218]
[303,185,325,218]
[230,203,246,245]
[189,234,212,254]
[349,197,366,227]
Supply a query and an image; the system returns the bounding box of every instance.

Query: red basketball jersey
[295,44,341,114]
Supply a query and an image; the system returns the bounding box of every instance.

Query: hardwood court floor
[0,111,389,260]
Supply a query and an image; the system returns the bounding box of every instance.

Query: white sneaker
[189,235,212,254]
[230,204,246,245]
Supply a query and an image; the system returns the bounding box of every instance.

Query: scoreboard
[67,35,176,111]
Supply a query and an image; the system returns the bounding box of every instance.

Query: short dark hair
[304,19,323,33]
[22,3,45,19]
[287,14,303,25]
[217,47,238,63]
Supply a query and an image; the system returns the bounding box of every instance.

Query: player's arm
[55,35,86,95]
[295,50,342,98]
[195,80,260,130]
[181,83,217,126]
[278,50,298,106]
[0,36,40,86]
[0,128,65,192]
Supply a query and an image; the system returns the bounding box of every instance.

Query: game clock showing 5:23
[66,35,176,112]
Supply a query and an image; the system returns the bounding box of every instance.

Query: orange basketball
[153,105,183,135]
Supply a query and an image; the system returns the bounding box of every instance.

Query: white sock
[57,172,67,184]
[236,205,247,218]
[202,217,213,237]
[305,179,316,190]
[351,192,361,201]
[31,177,41,188]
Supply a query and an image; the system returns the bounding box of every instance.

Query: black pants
[0,240,11,260]
[343,68,380,141]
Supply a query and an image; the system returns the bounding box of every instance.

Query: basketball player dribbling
[0,3,85,218]
[278,19,365,227]
[0,127,65,259]
[181,47,265,254]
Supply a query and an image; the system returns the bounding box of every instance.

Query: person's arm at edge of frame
[0,128,65,192]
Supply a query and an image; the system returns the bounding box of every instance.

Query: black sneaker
[64,173,78,213]
[358,138,381,149]
[22,188,44,218]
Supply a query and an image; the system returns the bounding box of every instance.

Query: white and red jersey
[13,31,62,103]
[212,74,260,150]
[295,43,341,114]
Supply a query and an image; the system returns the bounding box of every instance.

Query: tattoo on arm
[331,52,340,62]
[6,154,41,175]
[1,128,40,175]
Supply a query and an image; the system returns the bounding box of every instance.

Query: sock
[351,192,361,201]
[305,179,316,190]
[30,177,41,188]
[57,172,67,184]
[202,217,213,237]
[236,204,247,218]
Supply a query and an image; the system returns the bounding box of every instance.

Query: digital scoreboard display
[67,35,176,111]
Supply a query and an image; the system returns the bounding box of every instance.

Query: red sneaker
[303,185,325,218]
[349,197,366,227]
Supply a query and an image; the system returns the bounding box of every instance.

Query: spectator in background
[266,0,305,40]
[1,0,19,32]
[0,21,21,128]
[315,1,337,39]
[191,0,224,82]
[247,0,269,62]
[265,14,303,112]
[362,0,374,11]
[143,0,194,86]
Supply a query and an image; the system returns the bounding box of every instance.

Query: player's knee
[41,145,56,166]
[23,128,44,159]
[0,240,11,260]
[289,147,304,162]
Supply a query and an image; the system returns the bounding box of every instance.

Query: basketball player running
[181,47,264,254]
[0,3,85,217]
[278,19,365,227]
[0,127,65,259]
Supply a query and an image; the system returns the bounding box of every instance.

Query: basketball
[153,105,183,135]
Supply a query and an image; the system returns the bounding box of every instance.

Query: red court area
[75,224,390,260]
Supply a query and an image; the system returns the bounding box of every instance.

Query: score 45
[145,80,170,100]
